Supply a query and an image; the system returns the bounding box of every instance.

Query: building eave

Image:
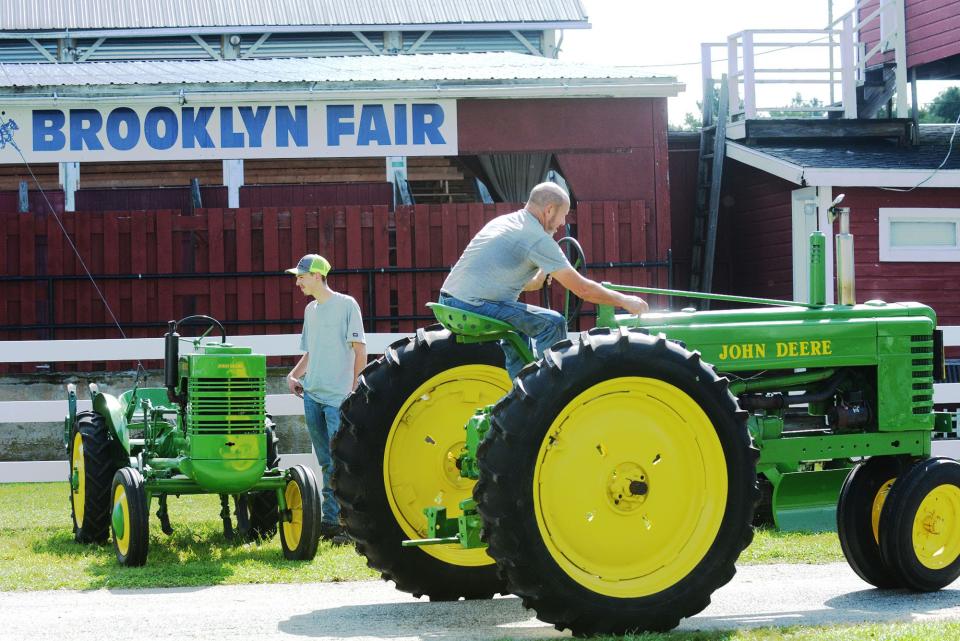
[725,141,804,185]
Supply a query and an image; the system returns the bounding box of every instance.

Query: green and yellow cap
[285,254,331,276]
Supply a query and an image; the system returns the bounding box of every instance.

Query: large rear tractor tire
[475,328,758,635]
[69,411,121,544]
[879,457,960,591]
[333,326,511,600]
[836,455,912,588]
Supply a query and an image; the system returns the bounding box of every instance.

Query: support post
[742,31,756,119]
[386,156,408,207]
[223,159,244,208]
[18,180,28,213]
[727,34,741,118]
[59,162,79,212]
[841,15,858,119]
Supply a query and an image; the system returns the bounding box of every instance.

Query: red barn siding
[667,137,699,291]
[860,0,960,68]
[842,186,960,327]
[720,162,796,300]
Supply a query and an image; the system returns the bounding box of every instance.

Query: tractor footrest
[404,501,486,549]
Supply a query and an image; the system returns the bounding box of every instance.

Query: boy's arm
[350,342,367,391]
[286,353,308,397]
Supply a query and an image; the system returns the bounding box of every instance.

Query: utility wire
[880,109,960,193]
[0,111,147,380]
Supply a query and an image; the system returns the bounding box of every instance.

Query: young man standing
[285,254,367,545]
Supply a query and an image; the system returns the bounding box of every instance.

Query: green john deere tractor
[66,315,321,566]
[333,195,960,635]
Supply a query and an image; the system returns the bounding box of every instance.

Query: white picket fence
[3,328,960,482]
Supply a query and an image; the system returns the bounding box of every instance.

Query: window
[879,208,960,262]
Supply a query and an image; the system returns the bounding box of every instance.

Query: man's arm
[522,268,548,292]
[551,267,648,315]
[286,353,308,397]
[350,341,367,391]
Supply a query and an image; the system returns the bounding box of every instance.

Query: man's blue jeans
[303,395,342,526]
[438,292,566,379]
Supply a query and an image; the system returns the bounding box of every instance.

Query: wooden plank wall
[0,200,665,372]
[860,0,960,69]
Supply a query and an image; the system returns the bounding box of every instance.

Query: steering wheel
[175,315,227,346]
[541,236,588,329]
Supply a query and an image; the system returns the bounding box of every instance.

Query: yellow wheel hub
[912,483,960,570]
[71,432,86,526]
[112,484,131,556]
[534,377,728,598]
[871,477,896,544]
[283,479,304,549]
[384,364,510,567]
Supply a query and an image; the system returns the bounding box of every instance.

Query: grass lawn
[1,481,843,592]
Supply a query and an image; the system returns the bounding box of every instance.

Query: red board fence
[0,200,670,372]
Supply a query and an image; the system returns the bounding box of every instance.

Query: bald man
[439,182,647,378]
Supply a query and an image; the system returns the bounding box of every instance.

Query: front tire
[111,467,149,566]
[280,465,321,561]
[236,423,281,542]
[69,411,120,544]
[333,326,510,600]
[836,455,910,588]
[879,457,960,591]
[476,328,758,635]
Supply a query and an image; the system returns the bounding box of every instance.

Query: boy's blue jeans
[438,292,566,379]
[303,395,342,526]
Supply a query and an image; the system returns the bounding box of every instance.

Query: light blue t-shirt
[441,209,571,304]
[299,292,366,406]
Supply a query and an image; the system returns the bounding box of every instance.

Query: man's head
[285,254,331,298]
[526,182,571,235]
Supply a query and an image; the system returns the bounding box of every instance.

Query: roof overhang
[726,141,960,188]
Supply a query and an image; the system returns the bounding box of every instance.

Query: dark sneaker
[319,522,344,540]
[330,532,353,547]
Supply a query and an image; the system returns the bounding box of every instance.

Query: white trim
[804,168,960,188]
[726,142,804,184]
[879,208,960,262]
[791,187,818,302]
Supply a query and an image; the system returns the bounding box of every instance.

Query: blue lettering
[238,106,270,148]
[219,107,244,148]
[32,110,65,151]
[357,105,391,146]
[182,107,214,148]
[412,103,445,145]
[326,105,354,146]
[394,104,408,145]
[276,106,308,147]
[144,107,178,150]
[106,108,140,151]
[69,109,103,151]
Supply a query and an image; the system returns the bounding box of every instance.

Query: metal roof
[0,0,589,31]
[0,52,683,100]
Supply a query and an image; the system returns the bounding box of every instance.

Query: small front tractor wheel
[69,411,120,544]
[280,465,321,561]
[476,328,758,635]
[879,457,960,591]
[110,467,149,566]
[235,423,281,542]
[836,455,911,588]
[333,326,510,600]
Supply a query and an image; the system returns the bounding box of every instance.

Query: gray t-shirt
[298,292,366,406]
[441,209,571,304]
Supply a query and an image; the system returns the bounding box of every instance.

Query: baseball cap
[285,254,331,276]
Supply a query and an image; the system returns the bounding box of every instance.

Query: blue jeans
[438,293,566,379]
[303,395,342,526]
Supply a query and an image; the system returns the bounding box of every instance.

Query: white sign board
[0,100,457,163]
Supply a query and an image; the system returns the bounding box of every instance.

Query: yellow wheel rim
[871,477,896,544]
[912,483,960,570]
[112,483,131,556]
[283,479,303,550]
[383,364,510,567]
[71,432,86,526]
[534,377,728,598]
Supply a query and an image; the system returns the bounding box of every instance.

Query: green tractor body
[65,317,321,566]
[334,195,960,635]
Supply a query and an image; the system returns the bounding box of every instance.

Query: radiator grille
[187,377,265,434]
[910,335,934,415]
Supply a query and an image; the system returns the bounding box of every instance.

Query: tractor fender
[92,392,131,456]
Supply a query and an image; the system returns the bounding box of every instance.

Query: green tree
[919,87,960,123]
[767,93,827,119]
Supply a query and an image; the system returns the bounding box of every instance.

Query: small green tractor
[334,195,960,635]
[66,315,321,566]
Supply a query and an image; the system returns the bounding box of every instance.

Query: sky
[560,0,956,126]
